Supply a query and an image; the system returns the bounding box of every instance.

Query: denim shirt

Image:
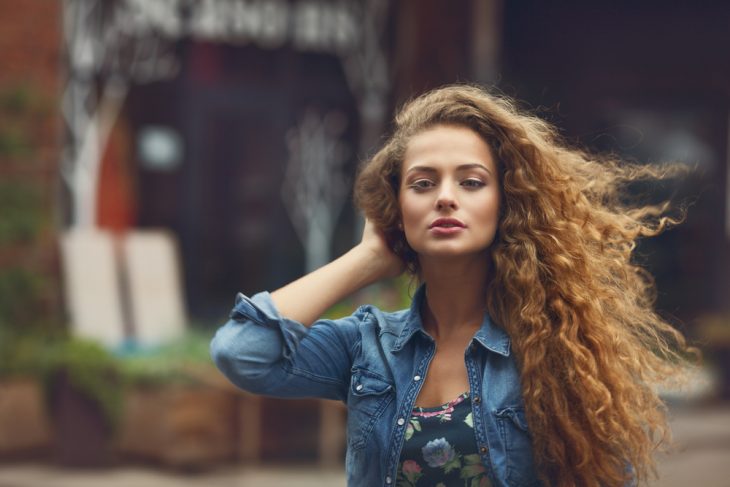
[210,285,541,487]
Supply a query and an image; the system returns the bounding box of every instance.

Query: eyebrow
[405,163,493,176]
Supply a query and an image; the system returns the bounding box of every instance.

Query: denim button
[413,375,421,381]
[386,475,392,484]
[473,396,481,404]
[356,384,363,391]
[397,417,405,426]
[480,446,488,453]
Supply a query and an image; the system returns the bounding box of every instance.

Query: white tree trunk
[68,80,127,228]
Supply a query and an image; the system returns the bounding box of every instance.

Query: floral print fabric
[396,392,492,487]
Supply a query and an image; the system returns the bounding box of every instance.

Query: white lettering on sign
[122,0,184,37]
[292,1,358,52]
[190,0,289,47]
[121,0,359,54]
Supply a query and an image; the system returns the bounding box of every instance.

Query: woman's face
[398,124,501,262]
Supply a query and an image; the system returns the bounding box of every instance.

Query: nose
[435,185,458,211]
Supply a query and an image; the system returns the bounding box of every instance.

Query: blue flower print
[421,437,456,468]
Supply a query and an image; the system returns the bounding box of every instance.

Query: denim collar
[391,284,511,357]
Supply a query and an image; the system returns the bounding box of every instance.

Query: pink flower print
[402,460,421,474]
[421,437,456,468]
[414,405,454,419]
[400,460,423,484]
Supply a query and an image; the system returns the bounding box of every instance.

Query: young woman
[211,84,695,487]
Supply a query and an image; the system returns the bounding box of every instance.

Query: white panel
[60,229,126,347]
[122,230,186,346]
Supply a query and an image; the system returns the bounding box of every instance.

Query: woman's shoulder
[311,304,413,353]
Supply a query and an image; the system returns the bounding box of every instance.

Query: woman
[211,84,695,486]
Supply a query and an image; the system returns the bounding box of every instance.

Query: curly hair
[354,84,697,486]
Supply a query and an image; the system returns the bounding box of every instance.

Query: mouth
[429,218,465,229]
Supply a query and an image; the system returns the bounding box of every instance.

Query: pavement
[0,403,729,487]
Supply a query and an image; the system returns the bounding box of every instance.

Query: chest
[415,342,471,407]
[345,337,540,486]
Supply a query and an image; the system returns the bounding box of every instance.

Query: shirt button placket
[385,475,392,484]
[467,356,491,468]
[473,396,486,457]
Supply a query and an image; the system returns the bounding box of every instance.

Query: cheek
[398,198,426,249]
[398,196,422,227]
[485,190,502,220]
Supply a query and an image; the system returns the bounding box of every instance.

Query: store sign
[119,0,360,54]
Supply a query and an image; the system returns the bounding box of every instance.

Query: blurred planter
[0,377,52,459]
[117,382,238,469]
[47,338,121,467]
[51,371,114,467]
[116,332,239,469]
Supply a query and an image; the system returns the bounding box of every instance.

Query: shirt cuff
[229,291,282,325]
[227,291,308,361]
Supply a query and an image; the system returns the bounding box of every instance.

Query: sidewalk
[1,403,729,487]
[650,403,730,487]
[0,464,346,487]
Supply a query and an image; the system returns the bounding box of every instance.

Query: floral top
[396,392,492,487]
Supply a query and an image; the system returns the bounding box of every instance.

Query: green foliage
[48,337,123,428]
[0,181,45,244]
[0,267,45,328]
[0,84,34,114]
[0,325,218,432]
[117,331,216,387]
[0,126,32,157]
[0,330,121,429]
[0,82,56,335]
[0,328,56,378]
[0,83,46,159]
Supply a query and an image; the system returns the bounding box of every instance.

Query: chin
[418,244,492,260]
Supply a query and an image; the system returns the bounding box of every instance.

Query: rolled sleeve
[210,291,358,401]
[227,291,309,361]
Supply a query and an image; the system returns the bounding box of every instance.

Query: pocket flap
[495,406,529,431]
[350,369,393,396]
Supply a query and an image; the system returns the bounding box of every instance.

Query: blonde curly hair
[354,84,697,486]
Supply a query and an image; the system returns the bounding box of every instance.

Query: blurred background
[1,0,729,485]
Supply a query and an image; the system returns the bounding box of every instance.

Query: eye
[408,179,435,191]
[461,178,486,189]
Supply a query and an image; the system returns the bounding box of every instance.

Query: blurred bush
[0,328,217,431]
[117,330,218,387]
[0,82,58,336]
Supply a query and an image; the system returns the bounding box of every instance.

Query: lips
[429,218,465,229]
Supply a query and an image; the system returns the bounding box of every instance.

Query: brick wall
[0,0,61,90]
[0,0,63,329]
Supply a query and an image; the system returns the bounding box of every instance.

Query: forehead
[402,124,496,173]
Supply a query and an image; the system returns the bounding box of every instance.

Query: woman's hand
[270,218,405,326]
[356,219,406,280]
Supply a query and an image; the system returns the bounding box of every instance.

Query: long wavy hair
[354,84,697,486]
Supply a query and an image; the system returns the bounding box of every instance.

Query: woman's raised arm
[270,219,404,326]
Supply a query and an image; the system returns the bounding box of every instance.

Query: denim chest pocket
[494,407,540,486]
[347,368,394,450]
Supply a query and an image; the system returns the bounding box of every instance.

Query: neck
[419,253,491,340]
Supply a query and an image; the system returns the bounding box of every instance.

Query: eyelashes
[461,178,486,188]
[406,178,486,191]
[408,180,435,190]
